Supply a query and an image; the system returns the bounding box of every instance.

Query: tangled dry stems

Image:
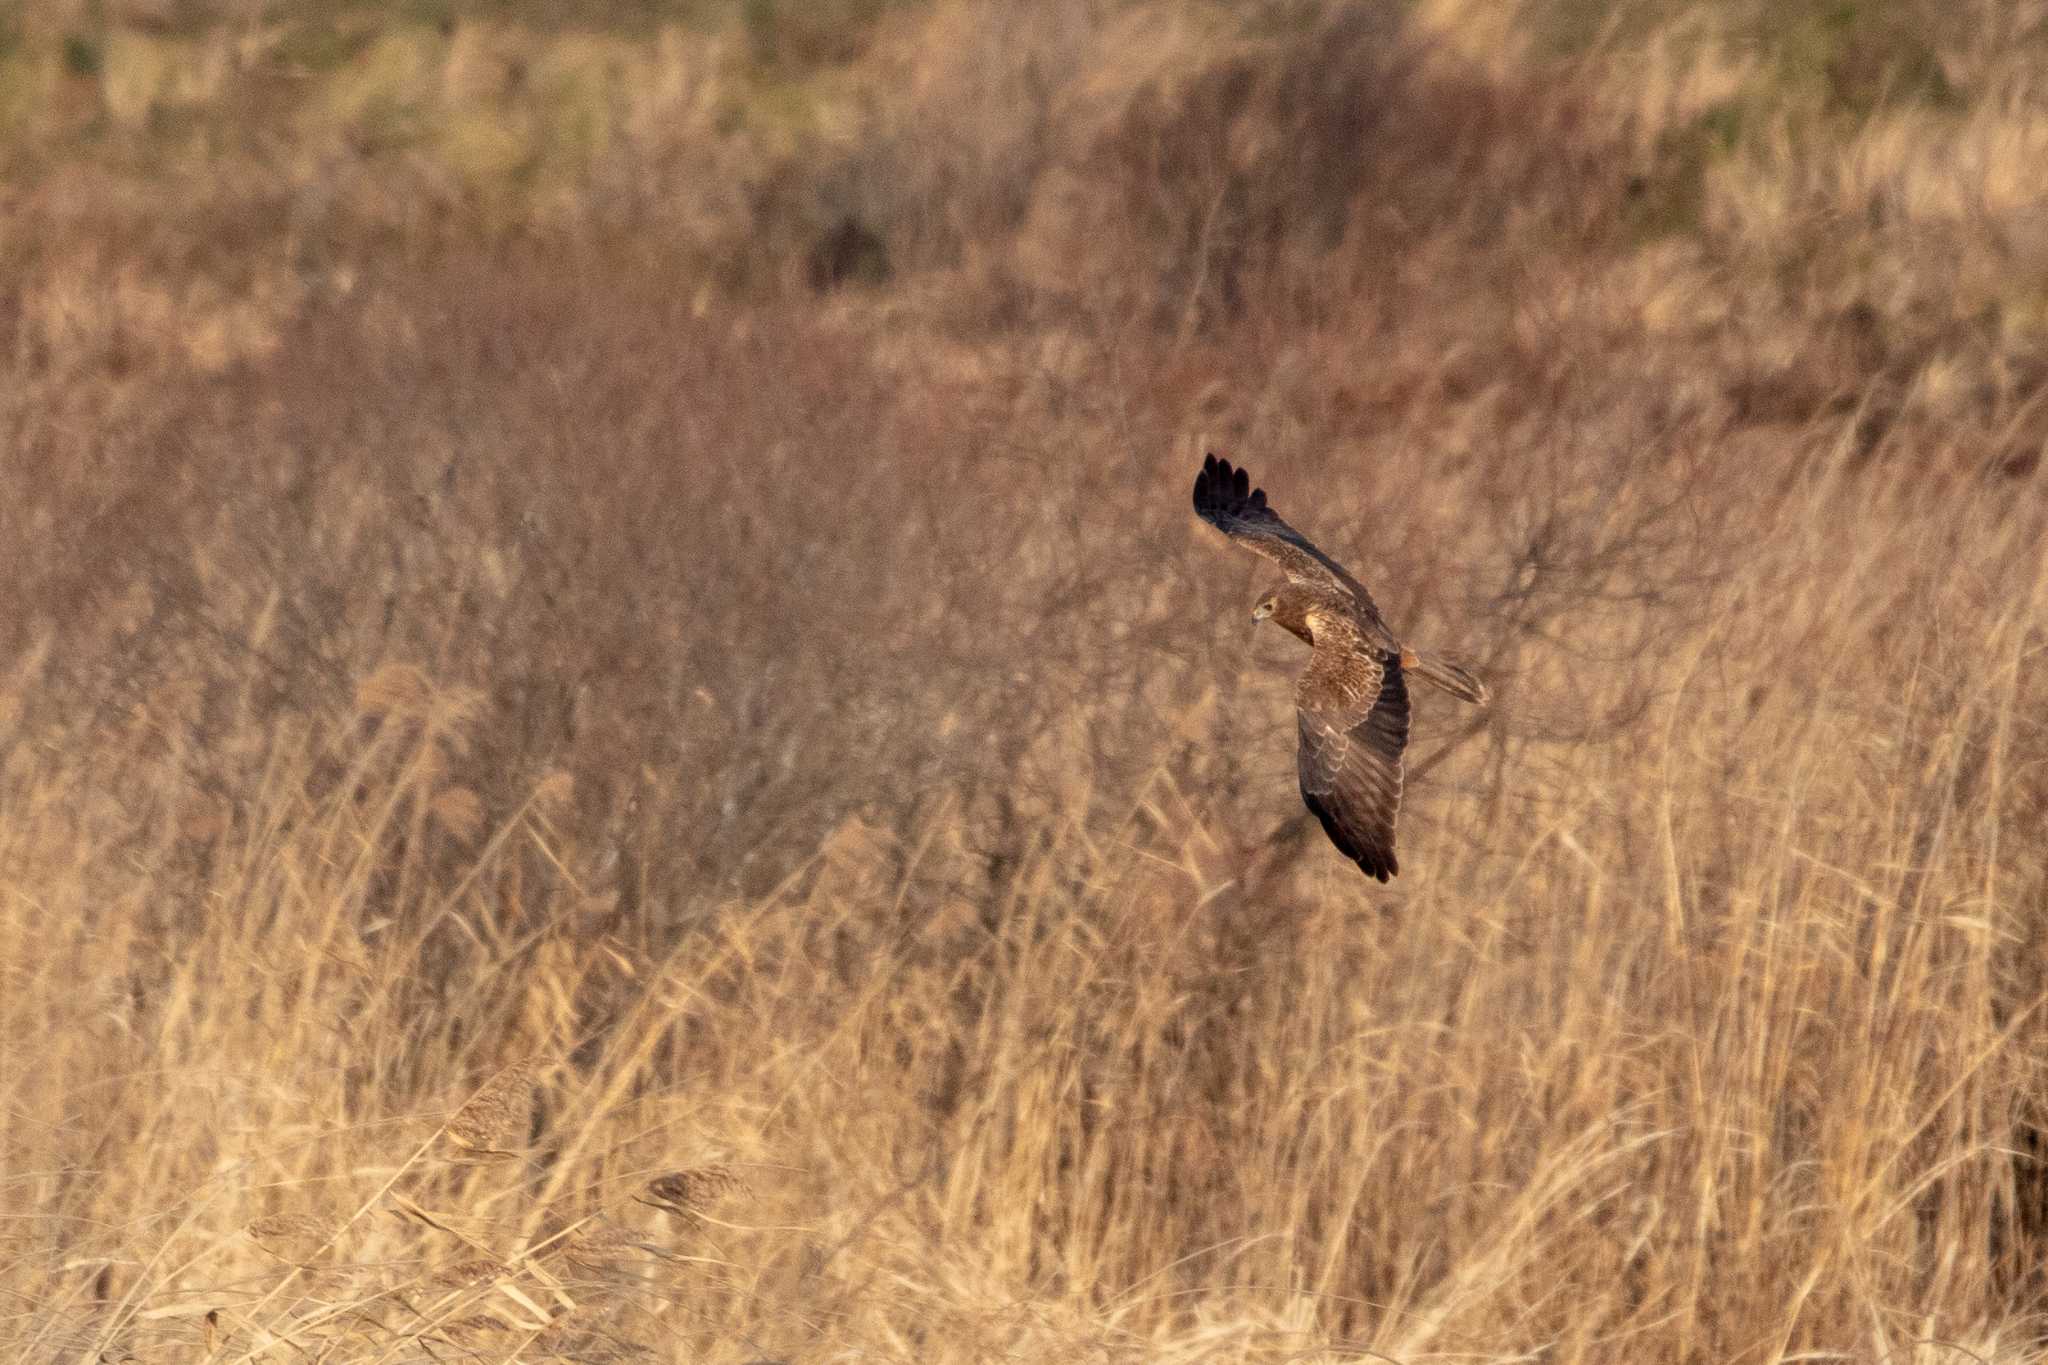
[7,0,2048,1362]
[638,1167,752,1222]
[441,1058,543,1163]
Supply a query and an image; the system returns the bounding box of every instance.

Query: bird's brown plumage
[1192,454,1487,882]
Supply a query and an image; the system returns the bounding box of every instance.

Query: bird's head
[1252,588,1316,644]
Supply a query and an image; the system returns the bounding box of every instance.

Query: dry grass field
[7,0,2048,1359]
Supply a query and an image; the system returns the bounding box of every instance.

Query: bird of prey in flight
[1193,454,1488,881]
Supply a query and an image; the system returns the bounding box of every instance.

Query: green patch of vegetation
[734,71,830,141]
[308,0,858,39]
[273,19,381,75]
[61,31,101,78]
[1625,99,1745,242]
[529,45,620,172]
[1529,0,1962,119]
[738,0,911,70]
[395,0,458,31]
[1762,0,1961,117]
[437,106,538,192]
[1522,0,1711,62]
[1241,0,1324,39]
[0,53,41,141]
[308,28,441,155]
[436,0,715,32]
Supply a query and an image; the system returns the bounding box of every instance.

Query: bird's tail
[1403,650,1490,705]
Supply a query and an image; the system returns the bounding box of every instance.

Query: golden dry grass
[5,1,2048,1361]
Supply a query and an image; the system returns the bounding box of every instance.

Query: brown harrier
[1193,454,1488,881]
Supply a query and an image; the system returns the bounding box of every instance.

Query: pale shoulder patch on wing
[1192,454,1386,621]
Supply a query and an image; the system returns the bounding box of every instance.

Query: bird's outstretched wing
[1294,634,1409,883]
[1192,453,1389,626]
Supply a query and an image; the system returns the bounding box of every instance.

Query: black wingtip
[1352,843,1396,881]
[1193,453,1266,521]
[1303,790,1398,882]
[1194,452,1229,509]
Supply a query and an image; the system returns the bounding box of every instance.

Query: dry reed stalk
[634,1165,751,1221]
[554,1214,644,1274]
[397,1255,507,1320]
[440,1058,539,1164]
[353,663,437,720]
[428,785,486,842]
[13,3,2048,1360]
[244,1214,336,1264]
[425,1256,504,1294]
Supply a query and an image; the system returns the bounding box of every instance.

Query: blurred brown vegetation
[7,0,2048,1359]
